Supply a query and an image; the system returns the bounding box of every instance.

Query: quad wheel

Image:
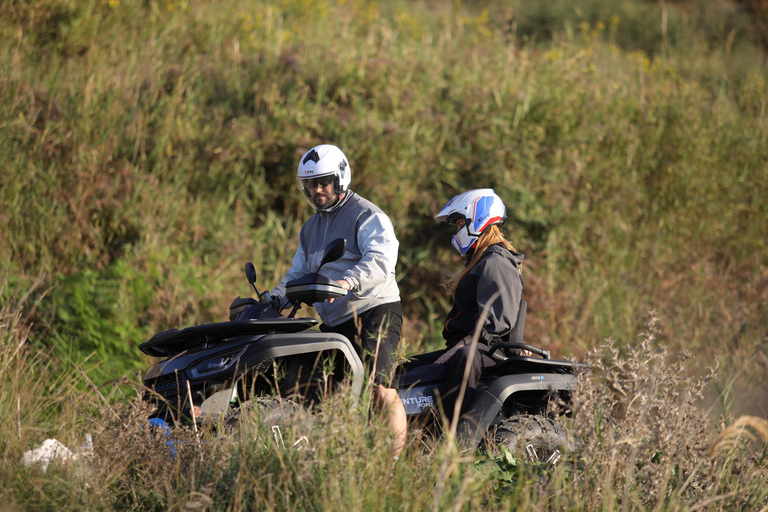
[227,397,315,447]
[490,414,575,466]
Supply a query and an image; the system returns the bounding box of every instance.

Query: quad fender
[144,331,366,410]
[239,332,366,398]
[456,372,576,450]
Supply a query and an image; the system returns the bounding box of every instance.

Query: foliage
[3,290,767,510]
[0,0,767,505]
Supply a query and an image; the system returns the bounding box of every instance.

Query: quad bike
[140,238,588,464]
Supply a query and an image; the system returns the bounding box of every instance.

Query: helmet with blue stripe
[434,188,507,255]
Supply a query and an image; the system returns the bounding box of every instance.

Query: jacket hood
[482,243,524,268]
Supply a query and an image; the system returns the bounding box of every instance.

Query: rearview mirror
[318,238,346,270]
[244,262,257,285]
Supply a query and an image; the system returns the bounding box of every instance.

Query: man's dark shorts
[320,302,402,386]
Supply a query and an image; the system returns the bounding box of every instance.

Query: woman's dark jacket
[442,243,524,348]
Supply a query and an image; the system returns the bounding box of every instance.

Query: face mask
[451,224,478,256]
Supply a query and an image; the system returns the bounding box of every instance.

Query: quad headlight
[187,347,248,379]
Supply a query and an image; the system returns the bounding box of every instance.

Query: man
[269,144,407,458]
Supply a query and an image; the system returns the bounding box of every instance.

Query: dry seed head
[707,415,768,457]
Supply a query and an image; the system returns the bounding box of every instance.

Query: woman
[433,188,526,424]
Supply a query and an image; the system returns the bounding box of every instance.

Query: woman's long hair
[445,225,517,297]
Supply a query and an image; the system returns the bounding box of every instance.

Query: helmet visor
[300,174,336,190]
[299,173,341,211]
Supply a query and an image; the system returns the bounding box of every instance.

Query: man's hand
[261,291,283,311]
[328,279,351,304]
[435,335,473,364]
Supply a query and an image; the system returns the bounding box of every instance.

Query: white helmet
[297,144,351,212]
[435,188,507,255]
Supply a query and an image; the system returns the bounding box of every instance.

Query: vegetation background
[1,0,767,509]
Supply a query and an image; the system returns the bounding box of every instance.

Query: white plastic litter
[22,435,93,472]
[23,439,76,471]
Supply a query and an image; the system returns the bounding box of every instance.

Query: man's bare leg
[375,384,407,459]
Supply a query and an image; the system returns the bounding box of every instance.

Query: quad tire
[490,414,574,464]
[227,397,315,443]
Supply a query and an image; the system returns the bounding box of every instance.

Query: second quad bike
[140,239,587,464]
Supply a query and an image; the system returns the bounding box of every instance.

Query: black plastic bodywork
[144,329,364,418]
[141,241,587,446]
[455,365,578,449]
[395,355,585,445]
[143,310,585,446]
[140,317,319,357]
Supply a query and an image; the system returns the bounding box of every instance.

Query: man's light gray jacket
[270,191,401,327]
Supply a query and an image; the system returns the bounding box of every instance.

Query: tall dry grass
[562,314,768,510]
[1,0,767,508]
[3,290,767,510]
[1,0,766,386]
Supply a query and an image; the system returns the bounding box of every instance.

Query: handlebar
[488,342,551,360]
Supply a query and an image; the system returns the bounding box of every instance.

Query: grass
[2,292,767,510]
[1,0,767,508]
